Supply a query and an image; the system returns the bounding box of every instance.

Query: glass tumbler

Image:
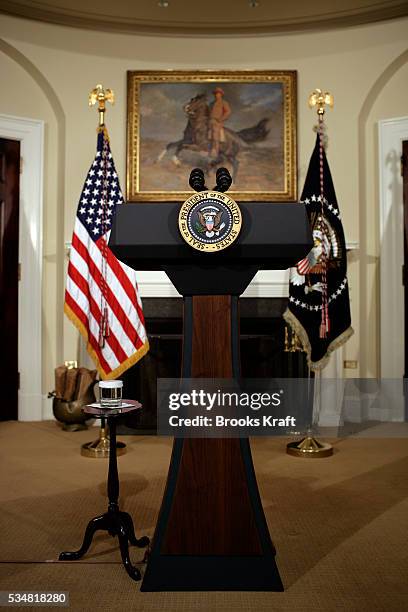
[99,380,123,408]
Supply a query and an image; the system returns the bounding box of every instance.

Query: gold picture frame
[127,70,297,202]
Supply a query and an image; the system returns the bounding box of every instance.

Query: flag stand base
[81,424,126,458]
[286,435,333,458]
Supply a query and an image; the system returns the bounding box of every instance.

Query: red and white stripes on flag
[64,128,149,379]
[296,256,312,275]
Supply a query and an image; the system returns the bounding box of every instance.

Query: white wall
[0,14,407,393]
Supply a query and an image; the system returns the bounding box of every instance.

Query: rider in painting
[209,88,232,158]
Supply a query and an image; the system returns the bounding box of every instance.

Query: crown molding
[1,1,408,36]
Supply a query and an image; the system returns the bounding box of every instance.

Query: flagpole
[81,84,126,459]
[286,89,334,458]
[286,368,333,457]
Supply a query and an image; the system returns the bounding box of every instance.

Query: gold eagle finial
[308,89,334,116]
[89,84,115,126]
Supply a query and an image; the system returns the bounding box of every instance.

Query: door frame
[0,114,44,420]
[379,116,408,380]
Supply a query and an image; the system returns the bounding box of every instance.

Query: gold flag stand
[286,89,334,459]
[286,368,333,457]
[80,84,125,459]
[286,432,333,458]
[81,418,126,458]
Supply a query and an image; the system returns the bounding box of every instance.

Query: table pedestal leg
[59,417,149,581]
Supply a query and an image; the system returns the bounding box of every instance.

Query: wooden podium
[109,202,312,591]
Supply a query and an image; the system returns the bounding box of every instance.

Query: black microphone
[214,167,232,193]
[189,168,207,192]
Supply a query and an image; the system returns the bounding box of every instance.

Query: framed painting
[127,70,297,202]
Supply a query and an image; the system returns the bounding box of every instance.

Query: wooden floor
[0,421,408,611]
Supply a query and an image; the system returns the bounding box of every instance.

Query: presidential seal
[178,190,242,252]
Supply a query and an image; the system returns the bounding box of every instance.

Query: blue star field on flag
[77,131,123,242]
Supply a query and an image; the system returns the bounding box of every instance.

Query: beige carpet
[0,421,408,611]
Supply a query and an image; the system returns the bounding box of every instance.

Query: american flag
[64,128,149,379]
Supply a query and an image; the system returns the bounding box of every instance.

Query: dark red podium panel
[162,297,262,558]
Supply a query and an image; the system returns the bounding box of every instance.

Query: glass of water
[99,380,123,408]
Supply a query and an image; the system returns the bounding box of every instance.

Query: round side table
[59,401,149,581]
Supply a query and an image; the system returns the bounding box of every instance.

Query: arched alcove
[0,38,65,418]
[358,49,408,378]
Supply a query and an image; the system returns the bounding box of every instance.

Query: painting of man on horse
[138,80,287,195]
